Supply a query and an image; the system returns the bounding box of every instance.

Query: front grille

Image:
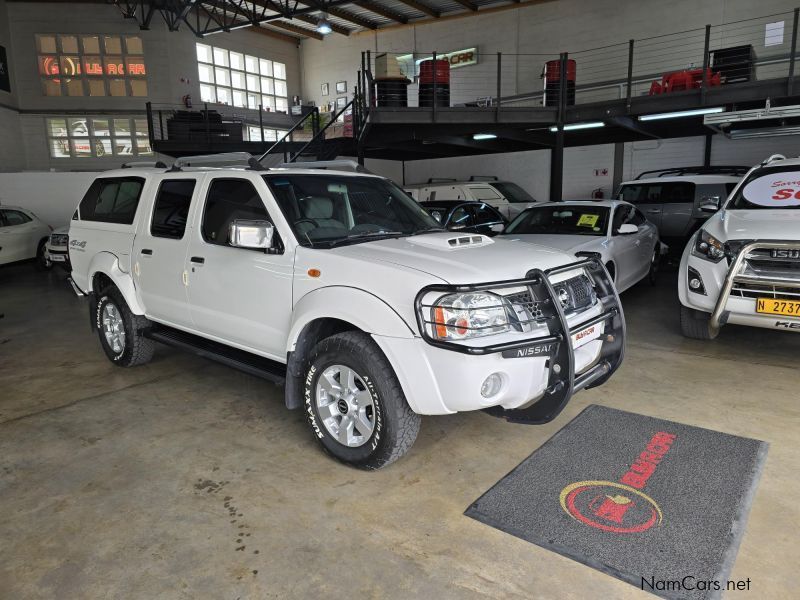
[50,233,69,246]
[554,275,596,312]
[505,290,544,321]
[731,283,800,301]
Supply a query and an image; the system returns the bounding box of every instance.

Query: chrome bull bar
[710,240,800,334]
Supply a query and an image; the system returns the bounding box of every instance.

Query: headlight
[431,292,510,340]
[692,230,725,263]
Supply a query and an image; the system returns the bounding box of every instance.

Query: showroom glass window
[36,34,147,97]
[46,116,152,159]
[196,43,288,113]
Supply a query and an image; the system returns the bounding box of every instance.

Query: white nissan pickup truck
[68,157,625,469]
[679,155,800,339]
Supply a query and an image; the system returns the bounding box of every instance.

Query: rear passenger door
[133,176,198,328]
[619,183,663,230]
[658,181,695,238]
[185,176,294,360]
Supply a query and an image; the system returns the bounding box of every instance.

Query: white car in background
[679,155,800,339]
[404,177,538,220]
[45,226,70,270]
[501,200,664,292]
[0,205,52,268]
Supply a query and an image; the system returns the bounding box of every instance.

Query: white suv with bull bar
[67,155,625,469]
[679,154,800,338]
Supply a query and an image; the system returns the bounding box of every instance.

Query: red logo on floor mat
[559,431,676,533]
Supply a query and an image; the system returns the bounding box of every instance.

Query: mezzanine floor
[0,262,797,599]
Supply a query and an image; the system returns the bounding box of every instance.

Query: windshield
[264,174,441,247]
[728,166,800,210]
[491,182,536,203]
[505,205,610,236]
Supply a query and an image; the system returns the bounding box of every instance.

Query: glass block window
[46,116,153,158]
[246,126,288,143]
[196,43,288,113]
[36,34,147,97]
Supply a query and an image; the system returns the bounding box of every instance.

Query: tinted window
[612,205,634,233]
[630,208,647,226]
[725,182,738,196]
[618,182,695,204]
[471,203,503,225]
[151,179,196,239]
[491,182,535,203]
[2,210,32,226]
[449,206,475,229]
[202,179,269,246]
[506,206,609,236]
[78,177,144,224]
[471,187,501,201]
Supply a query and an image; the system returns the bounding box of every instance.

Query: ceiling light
[316,15,332,34]
[728,126,800,139]
[473,133,497,140]
[638,107,724,121]
[549,121,605,132]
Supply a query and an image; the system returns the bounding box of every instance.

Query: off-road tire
[303,331,421,470]
[679,304,718,340]
[96,286,155,366]
[35,240,50,271]
[648,246,659,285]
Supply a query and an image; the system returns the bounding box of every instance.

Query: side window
[78,177,144,224]
[202,178,269,247]
[151,179,196,239]
[2,210,32,226]
[725,182,738,196]
[471,187,501,201]
[471,203,502,225]
[662,182,695,203]
[612,206,632,233]
[630,208,647,226]
[449,205,475,229]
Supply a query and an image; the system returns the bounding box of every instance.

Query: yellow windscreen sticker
[577,213,599,227]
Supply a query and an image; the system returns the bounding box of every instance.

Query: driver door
[185,176,294,360]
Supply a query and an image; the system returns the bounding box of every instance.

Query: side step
[146,326,286,385]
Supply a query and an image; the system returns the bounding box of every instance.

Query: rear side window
[202,178,269,246]
[78,177,144,224]
[151,179,196,239]
[1,210,32,226]
[618,182,695,204]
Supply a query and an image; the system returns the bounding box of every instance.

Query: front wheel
[95,286,155,366]
[304,331,421,470]
[35,240,50,271]
[648,246,660,285]
[679,304,718,340]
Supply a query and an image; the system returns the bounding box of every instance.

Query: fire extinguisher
[592,187,604,199]
[182,94,192,109]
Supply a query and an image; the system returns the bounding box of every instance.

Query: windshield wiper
[410,226,446,235]
[326,230,406,248]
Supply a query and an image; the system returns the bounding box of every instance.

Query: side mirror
[490,223,505,233]
[229,219,275,250]
[699,197,721,213]
[618,223,638,235]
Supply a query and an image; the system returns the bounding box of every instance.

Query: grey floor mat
[465,405,767,600]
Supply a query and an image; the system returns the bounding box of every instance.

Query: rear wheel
[679,304,718,340]
[95,286,155,366]
[647,246,660,285]
[303,331,420,470]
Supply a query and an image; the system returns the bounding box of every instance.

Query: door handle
[141,248,153,255]
[645,209,661,214]
[190,256,205,264]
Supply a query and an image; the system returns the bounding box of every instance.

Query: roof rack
[426,177,457,183]
[468,175,499,181]
[273,160,372,173]
[634,165,750,179]
[121,160,167,169]
[761,154,786,165]
[170,152,260,171]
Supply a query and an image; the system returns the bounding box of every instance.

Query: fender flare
[287,286,415,353]
[88,252,145,315]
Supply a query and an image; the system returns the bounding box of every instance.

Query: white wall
[0,171,98,227]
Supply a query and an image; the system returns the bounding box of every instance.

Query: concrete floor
[1,262,798,599]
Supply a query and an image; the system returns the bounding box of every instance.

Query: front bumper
[683,240,800,334]
[374,259,625,421]
[45,245,70,266]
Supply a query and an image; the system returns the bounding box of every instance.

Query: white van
[404,177,538,219]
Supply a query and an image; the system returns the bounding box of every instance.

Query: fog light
[481,373,503,398]
[689,278,701,290]
[687,266,706,295]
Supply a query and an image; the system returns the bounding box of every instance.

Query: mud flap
[484,260,625,424]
